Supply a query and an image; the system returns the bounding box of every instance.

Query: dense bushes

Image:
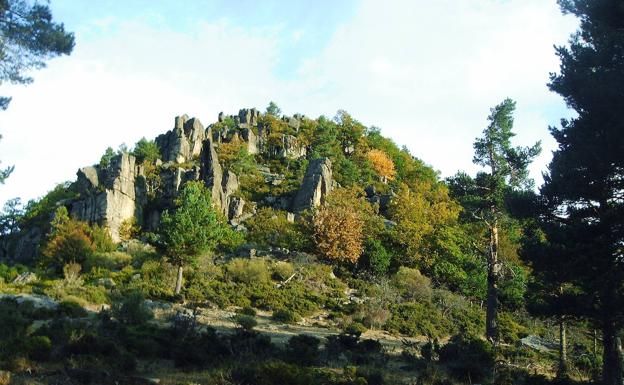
[439,334,494,382]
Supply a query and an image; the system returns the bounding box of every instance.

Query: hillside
[0,105,599,384]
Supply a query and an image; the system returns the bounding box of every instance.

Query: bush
[385,302,449,339]
[361,238,390,275]
[246,208,311,251]
[24,335,51,361]
[272,261,295,281]
[272,308,301,324]
[111,291,153,325]
[226,258,271,284]
[286,335,320,366]
[233,314,257,331]
[439,334,494,382]
[393,267,432,302]
[238,306,257,316]
[344,322,367,338]
[498,311,529,343]
[57,300,88,318]
[85,251,132,271]
[129,260,176,299]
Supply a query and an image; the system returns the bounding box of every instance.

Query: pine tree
[470,98,540,342]
[540,1,624,383]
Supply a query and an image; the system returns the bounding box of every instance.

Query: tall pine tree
[541,1,624,383]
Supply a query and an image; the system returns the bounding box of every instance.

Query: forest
[0,0,623,385]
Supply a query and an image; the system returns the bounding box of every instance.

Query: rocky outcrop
[156,115,206,163]
[292,158,333,213]
[238,108,260,128]
[200,138,239,217]
[71,153,145,242]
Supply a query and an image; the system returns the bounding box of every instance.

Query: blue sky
[0,0,578,206]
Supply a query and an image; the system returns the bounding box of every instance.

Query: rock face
[292,158,333,213]
[156,115,206,163]
[70,153,145,242]
[200,138,239,217]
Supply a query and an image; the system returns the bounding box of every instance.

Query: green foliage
[57,299,88,318]
[439,334,494,382]
[272,308,301,324]
[111,291,154,325]
[41,207,96,272]
[393,267,432,302]
[286,335,320,366]
[265,101,281,117]
[131,137,160,164]
[247,208,311,250]
[99,147,115,168]
[360,238,390,275]
[20,182,79,229]
[158,181,227,265]
[157,181,231,293]
[233,314,257,331]
[226,258,271,284]
[0,0,74,110]
[385,302,448,339]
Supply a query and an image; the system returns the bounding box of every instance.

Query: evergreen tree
[1,0,75,110]
[157,181,230,294]
[540,1,624,383]
[466,98,541,342]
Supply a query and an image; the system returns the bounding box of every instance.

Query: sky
[0,0,579,207]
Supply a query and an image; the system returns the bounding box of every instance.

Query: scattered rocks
[0,293,58,310]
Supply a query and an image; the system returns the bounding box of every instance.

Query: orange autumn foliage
[313,188,368,264]
[367,149,396,182]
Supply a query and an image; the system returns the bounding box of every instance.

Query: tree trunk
[174,264,184,295]
[557,318,568,378]
[486,223,500,342]
[602,317,623,385]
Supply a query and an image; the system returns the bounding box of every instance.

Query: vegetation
[157,181,233,294]
[0,1,621,383]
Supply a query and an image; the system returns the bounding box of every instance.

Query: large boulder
[156,115,206,163]
[292,157,333,213]
[71,153,142,242]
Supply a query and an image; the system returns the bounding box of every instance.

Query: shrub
[272,309,301,324]
[393,267,432,302]
[385,302,449,339]
[85,251,132,271]
[246,208,311,250]
[439,334,494,382]
[63,262,82,285]
[226,258,271,284]
[272,261,295,281]
[129,260,176,299]
[24,335,51,361]
[111,291,153,325]
[361,238,390,275]
[498,311,529,343]
[57,300,88,318]
[286,335,320,366]
[344,322,367,338]
[233,314,257,331]
[238,306,257,316]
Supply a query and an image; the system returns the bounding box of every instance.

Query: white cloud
[0,0,578,207]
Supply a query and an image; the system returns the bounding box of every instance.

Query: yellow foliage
[313,187,370,264]
[367,149,396,182]
[388,182,460,267]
